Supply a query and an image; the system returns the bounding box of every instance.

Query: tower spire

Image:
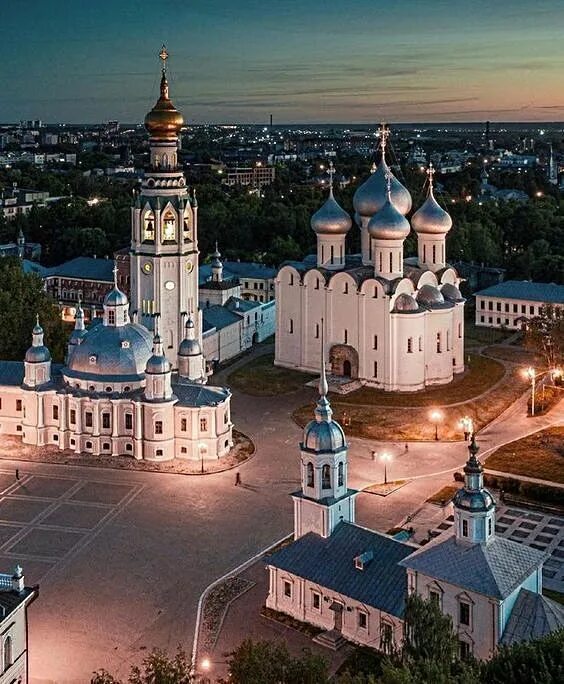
[379,122,390,160]
[427,162,435,194]
[315,319,332,423]
[327,161,335,198]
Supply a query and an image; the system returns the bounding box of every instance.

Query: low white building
[475,280,564,329]
[0,566,38,683]
[266,362,564,659]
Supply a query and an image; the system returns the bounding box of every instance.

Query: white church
[275,128,465,392]
[0,48,233,462]
[266,362,564,658]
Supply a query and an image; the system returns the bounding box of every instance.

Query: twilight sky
[3,0,564,124]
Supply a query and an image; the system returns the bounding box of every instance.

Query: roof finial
[379,122,389,158]
[327,161,335,198]
[319,317,328,399]
[370,161,377,174]
[112,263,119,288]
[427,162,435,194]
[468,433,479,459]
[384,168,392,200]
[36,313,39,327]
[159,44,169,74]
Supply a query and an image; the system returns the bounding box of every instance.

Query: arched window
[338,462,344,487]
[3,636,12,667]
[143,211,155,242]
[162,210,176,241]
[389,253,393,272]
[183,218,190,243]
[330,245,334,264]
[306,462,314,487]
[432,245,437,263]
[322,464,331,489]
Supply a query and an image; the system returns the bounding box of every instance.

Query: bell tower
[130,46,201,365]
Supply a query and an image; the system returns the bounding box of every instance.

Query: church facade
[275,130,465,392]
[0,49,233,463]
[266,364,564,658]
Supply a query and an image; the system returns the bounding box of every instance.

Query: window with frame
[70,409,76,424]
[283,580,292,598]
[16,399,22,412]
[289,319,293,334]
[108,309,115,326]
[162,210,176,241]
[496,302,501,312]
[459,601,471,626]
[52,405,59,420]
[181,418,187,432]
[429,590,441,606]
[312,591,321,610]
[125,413,133,430]
[373,335,378,350]
[306,462,314,487]
[488,301,493,310]
[374,361,378,378]
[480,300,485,309]
[143,211,155,241]
[513,303,518,313]
[419,336,423,352]
[530,305,534,315]
[155,420,163,434]
[459,640,471,660]
[436,332,442,353]
[338,462,344,487]
[102,412,110,429]
[358,611,368,629]
[315,323,319,339]
[344,329,348,344]
[3,634,13,668]
[462,519,468,537]
[380,622,393,653]
[200,417,208,432]
[321,464,331,490]
[85,411,93,428]
[407,337,413,353]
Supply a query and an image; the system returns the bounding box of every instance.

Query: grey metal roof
[507,589,564,645]
[501,589,564,646]
[400,534,546,600]
[475,280,564,305]
[173,379,230,407]
[202,306,241,331]
[266,522,413,617]
[225,297,262,314]
[45,257,115,282]
[199,261,276,286]
[0,361,25,386]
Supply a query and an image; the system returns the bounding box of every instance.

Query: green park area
[228,353,314,396]
[485,426,564,484]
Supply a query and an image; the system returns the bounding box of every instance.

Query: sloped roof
[202,305,241,331]
[400,534,546,600]
[44,257,115,282]
[475,280,564,305]
[501,589,564,645]
[266,522,414,617]
[173,380,230,407]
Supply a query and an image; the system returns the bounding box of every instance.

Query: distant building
[0,229,41,261]
[222,165,275,188]
[200,260,276,302]
[475,280,564,329]
[0,186,49,220]
[452,261,505,293]
[0,565,38,683]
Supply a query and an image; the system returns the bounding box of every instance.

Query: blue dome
[453,488,495,512]
[25,345,51,363]
[179,338,202,357]
[66,322,153,381]
[104,286,128,307]
[302,419,346,453]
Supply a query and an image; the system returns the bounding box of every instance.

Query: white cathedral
[275,128,465,392]
[0,49,233,462]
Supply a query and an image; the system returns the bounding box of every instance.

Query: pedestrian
[404,443,409,452]
[235,471,241,486]
[15,468,20,481]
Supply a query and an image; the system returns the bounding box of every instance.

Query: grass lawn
[336,354,505,408]
[228,353,314,396]
[483,344,541,366]
[293,363,527,441]
[426,485,461,506]
[485,426,564,484]
[465,318,512,345]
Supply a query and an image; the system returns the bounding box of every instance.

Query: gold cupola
[144,45,184,139]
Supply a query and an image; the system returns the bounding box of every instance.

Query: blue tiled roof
[501,589,564,645]
[225,297,261,313]
[400,534,546,600]
[202,305,241,331]
[266,522,413,617]
[0,361,24,386]
[22,260,47,276]
[173,379,230,407]
[45,257,115,282]
[475,280,564,305]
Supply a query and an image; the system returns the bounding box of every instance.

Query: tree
[0,257,66,363]
[91,647,193,684]
[224,638,329,684]
[523,304,564,369]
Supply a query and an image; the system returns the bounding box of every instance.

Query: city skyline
[3,0,564,125]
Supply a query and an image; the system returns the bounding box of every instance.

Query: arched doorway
[252,332,259,345]
[329,344,359,379]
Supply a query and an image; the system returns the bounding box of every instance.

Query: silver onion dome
[416,284,445,307]
[367,197,411,240]
[353,158,412,217]
[179,317,202,357]
[25,316,51,363]
[393,293,419,313]
[441,283,464,302]
[145,333,171,375]
[311,162,352,236]
[411,188,452,235]
[104,287,128,307]
[303,419,346,452]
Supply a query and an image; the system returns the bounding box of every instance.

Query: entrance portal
[329,344,359,379]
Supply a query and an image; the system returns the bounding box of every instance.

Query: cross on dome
[427,162,436,191]
[159,44,169,72]
[327,161,335,196]
[379,122,390,155]
[384,168,393,199]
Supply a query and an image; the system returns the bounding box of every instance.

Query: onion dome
[144,46,184,139]
[411,164,452,235]
[416,284,445,307]
[302,351,346,453]
[441,283,464,302]
[311,163,352,235]
[178,316,202,357]
[211,243,222,269]
[25,315,51,363]
[393,293,419,313]
[69,301,87,347]
[353,128,412,217]
[145,332,171,375]
[104,285,128,307]
[453,436,495,513]
[367,189,411,240]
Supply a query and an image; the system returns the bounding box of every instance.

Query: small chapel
[275,127,465,392]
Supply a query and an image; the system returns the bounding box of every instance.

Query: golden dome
[144,70,184,139]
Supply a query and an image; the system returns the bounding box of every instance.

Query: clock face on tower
[142,262,153,274]
[164,280,175,291]
[185,261,194,273]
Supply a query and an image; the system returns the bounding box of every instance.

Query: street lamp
[380,452,392,485]
[430,410,443,441]
[525,367,536,416]
[460,416,473,441]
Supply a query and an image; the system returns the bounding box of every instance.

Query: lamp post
[380,452,392,485]
[525,367,536,416]
[430,410,443,441]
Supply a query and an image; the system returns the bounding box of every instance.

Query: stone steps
[312,629,347,651]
